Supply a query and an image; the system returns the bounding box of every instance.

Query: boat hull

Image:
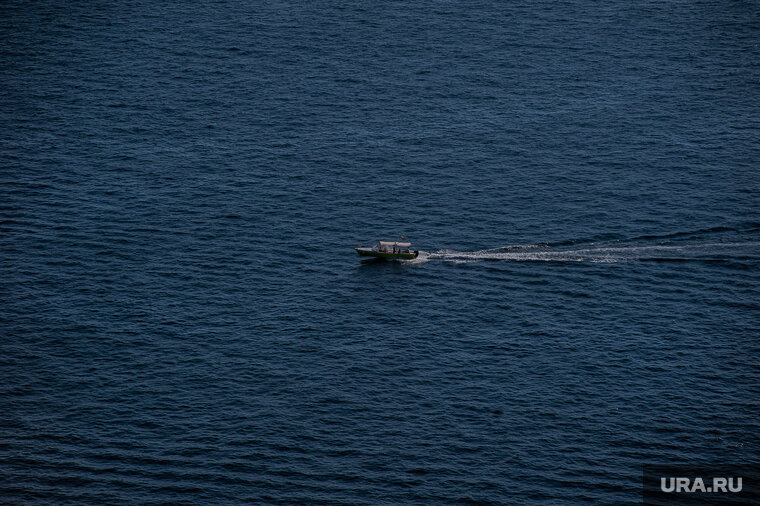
[356,247,419,260]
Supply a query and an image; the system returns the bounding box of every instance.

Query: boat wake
[411,241,760,265]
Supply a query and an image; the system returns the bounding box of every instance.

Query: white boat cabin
[376,241,412,253]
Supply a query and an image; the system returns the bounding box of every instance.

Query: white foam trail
[415,242,760,264]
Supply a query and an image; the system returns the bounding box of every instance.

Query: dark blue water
[2,1,759,503]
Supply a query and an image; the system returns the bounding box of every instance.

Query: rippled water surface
[2,0,759,503]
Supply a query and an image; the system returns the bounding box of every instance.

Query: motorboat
[355,240,419,260]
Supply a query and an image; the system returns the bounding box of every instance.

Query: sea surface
[2,1,759,503]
